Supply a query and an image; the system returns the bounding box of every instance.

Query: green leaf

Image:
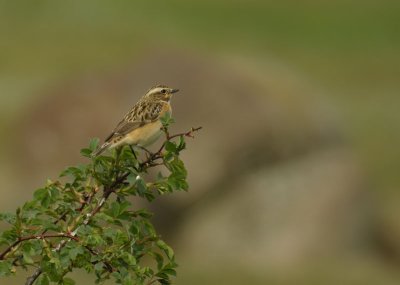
[0,260,13,277]
[0,212,16,224]
[155,273,171,284]
[162,268,177,277]
[118,200,131,214]
[80,148,93,158]
[156,240,174,260]
[33,186,60,208]
[159,112,175,127]
[1,228,18,244]
[151,252,164,271]
[144,192,155,202]
[36,274,50,285]
[80,138,99,157]
[33,188,48,201]
[94,262,104,272]
[165,141,177,153]
[22,242,35,264]
[109,201,120,218]
[121,252,137,266]
[134,209,153,219]
[68,245,85,260]
[122,275,134,285]
[89,138,100,151]
[60,166,83,178]
[177,135,186,151]
[136,177,147,196]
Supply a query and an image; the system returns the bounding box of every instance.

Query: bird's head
[144,85,179,102]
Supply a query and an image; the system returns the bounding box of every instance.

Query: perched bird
[92,85,179,156]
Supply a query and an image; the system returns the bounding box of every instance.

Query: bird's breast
[160,102,172,116]
[125,120,163,147]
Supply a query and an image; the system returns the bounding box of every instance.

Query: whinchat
[92,85,179,156]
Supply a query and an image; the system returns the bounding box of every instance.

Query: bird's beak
[170,88,179,94]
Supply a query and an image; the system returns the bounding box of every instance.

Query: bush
[0,118,201,285]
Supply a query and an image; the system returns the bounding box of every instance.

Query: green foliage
[0,122,200,285]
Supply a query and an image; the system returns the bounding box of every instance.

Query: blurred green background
[1,0,400,284]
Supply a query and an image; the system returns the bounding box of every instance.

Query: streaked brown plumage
[92,85,179,156]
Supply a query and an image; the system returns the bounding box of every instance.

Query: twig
[140,126,202,169]
[25,269,42,285]
[0,233,77,260]
[84,245,115,273]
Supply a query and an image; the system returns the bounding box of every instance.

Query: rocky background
[1,1,400,284]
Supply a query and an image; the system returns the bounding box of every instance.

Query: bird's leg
[128,145,141,172]
[129,145,138,160]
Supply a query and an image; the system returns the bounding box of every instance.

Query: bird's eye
[161,89,166,94]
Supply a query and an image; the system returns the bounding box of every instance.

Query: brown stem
[25,268,42,285]
[83,245,115,273]
[0,234,77,260]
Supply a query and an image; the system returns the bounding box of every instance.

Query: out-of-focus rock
[177,147,364,269]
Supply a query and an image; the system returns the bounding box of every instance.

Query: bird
[92,85,179,157]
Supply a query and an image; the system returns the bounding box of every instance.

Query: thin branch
[83,245,115,273]
[25,268,42,285]
[140,126,202,168]
[0,234,77,260]
[169,126,202,140]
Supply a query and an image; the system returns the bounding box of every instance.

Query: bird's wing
[104,120,144,142]
[104,100,165,142]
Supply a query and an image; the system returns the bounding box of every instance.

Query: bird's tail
[91,142,111,157]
